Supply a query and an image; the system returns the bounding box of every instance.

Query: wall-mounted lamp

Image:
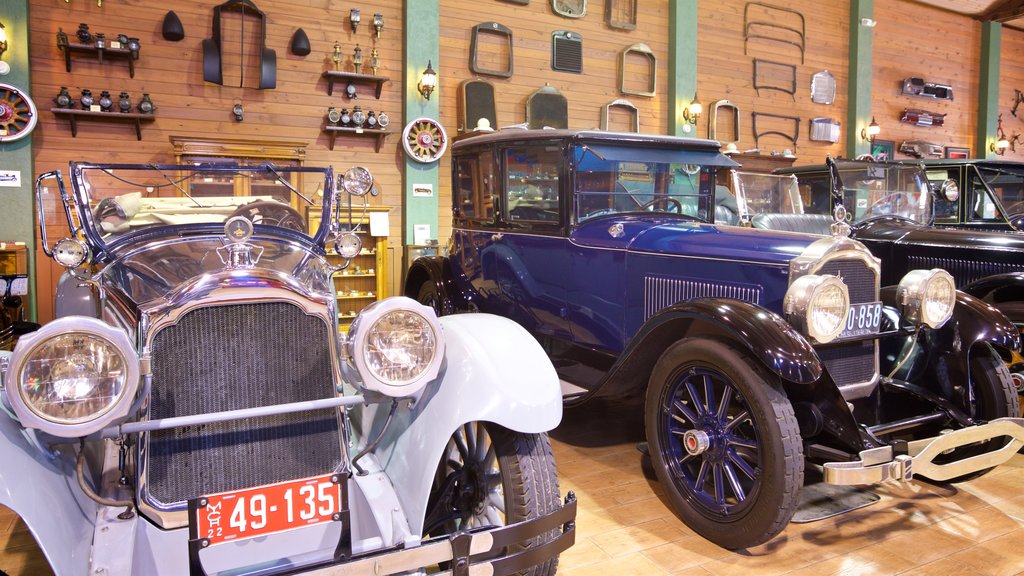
[373,13,384,39]
[350,9,361,34]
[370,48,379,75]
[682,93,702,126]
[0,22,9,76]
[353,44,362,74]
[991,113,1010,155]
[417,60,437,101]
[861,116,880,143]
[332,41,342,71]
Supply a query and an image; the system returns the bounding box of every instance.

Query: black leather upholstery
[751,213,833,235]
[715,205,739,226]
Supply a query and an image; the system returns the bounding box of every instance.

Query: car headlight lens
[6,317,140,437]
[334,232,362,259]
[785,274,850,344]
[347,297,444,397]
[897,269,956,329]
[342,166,374,196]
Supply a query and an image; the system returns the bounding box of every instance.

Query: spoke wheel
[646,339,802,550]
[402,117,448,163]
[424,422,561,576]
[0,83,38,143]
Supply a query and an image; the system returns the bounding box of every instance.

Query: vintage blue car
[406,129,1024,549]
[0,162,575,576]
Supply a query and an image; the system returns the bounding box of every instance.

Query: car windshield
[973,165,1024,219]
[793,161,932,225]
[729,171,804,220]
[573,144,712,223]
[69,163,332,250]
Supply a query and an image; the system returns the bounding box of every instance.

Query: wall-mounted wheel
[645,338,803,550]
[402,117,448,163]
[0,83,38,143]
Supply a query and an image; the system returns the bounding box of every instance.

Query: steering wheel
[638,197,683,213]
[230,201,306,232]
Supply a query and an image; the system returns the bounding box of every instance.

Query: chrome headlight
[897,269,955,329]
[6,317,140,437]
[784,274,850,344]
[347,297,444,398]
[342,166,374,196]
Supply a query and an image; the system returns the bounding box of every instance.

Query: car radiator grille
[644,275,762,320]
[815,258,878,388]
[146,301,341,506]
[907,256,1024,287]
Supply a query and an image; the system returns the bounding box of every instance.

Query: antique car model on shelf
[405,129,1024,550]
[919,158,1024,232]
[0,162,575,576]
[762,160,1024,392]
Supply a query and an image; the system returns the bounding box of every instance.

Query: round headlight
[897,269,956,329]
[347,297,444,398]
[334,232,362,259]
[341,166,374,196]
[6,317,140,437]
[784,274,850,344]
[53,237,90,268]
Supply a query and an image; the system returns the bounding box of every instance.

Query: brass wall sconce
[373,13,384,39]
[370,48,379,75]
[992,114,1010,155]
[861,116,880,143]
[418,60,437,100]
[350,9,361,34]
[353,44,362,74]
[332,41,342,70]
[682,93,702,126]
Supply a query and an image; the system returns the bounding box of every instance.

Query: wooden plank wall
[28,0,405,322]
[999,26,1024,160]
[696,0,850,162]
[872,0,979,158]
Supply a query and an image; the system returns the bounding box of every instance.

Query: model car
[405,129,1024,550]
[920,159,1024,232]
[0,162,576,576]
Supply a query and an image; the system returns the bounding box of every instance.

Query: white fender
[354,313,562,536]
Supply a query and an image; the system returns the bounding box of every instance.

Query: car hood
[856,218,1024,254]
[96,235,334,311]
[574,216,814,266]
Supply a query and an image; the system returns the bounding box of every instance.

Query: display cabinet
[308,206,390,332]
[171,136,309,206]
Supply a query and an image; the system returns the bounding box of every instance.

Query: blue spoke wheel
[645,339,803,549]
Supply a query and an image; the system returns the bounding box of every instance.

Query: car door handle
[491,233,504,242]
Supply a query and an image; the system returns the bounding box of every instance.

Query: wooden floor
[2,400,1024,575]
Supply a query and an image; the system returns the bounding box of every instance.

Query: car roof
[451,128,726,154]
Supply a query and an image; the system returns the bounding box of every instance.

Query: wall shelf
[60,42,139,78]
[324,125,391,152]
[322,71,390,99]
[51,108,155,140]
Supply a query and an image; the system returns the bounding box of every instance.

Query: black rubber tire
[417,281,442,316]
[645,338,803,550]
[429,423,562,576]
[992,301,1024,419]
[943,345,1019,482]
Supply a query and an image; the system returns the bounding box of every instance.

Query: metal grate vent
[552,31,583,73]
[819,339,876,390]
[908,256,1024,287]
[644,275,762,321]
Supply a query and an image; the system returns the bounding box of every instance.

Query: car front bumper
[823,417,1024,485]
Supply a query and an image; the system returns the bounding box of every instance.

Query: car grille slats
[816,259,875,304]
[147,302,341,506]
[815,258,878,389]
[643,275,762,320]
[908,256,1024,287]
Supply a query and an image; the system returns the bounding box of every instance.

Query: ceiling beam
[978,0,1024,22]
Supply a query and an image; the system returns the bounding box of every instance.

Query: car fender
[404,255,463,315]
[0,375,97,576]
[960,272,1024,309]
[354,313,562,537]
[55,269,100,318]
[587,298,822,403]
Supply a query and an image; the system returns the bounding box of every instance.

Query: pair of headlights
[785,268,956,344]
[2,298,444,438]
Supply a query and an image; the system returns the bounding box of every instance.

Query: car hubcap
[662,367,762,517]
[425,423,506,534]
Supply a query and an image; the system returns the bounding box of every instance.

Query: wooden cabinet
[308,206,391,333]
[171,136,308,206]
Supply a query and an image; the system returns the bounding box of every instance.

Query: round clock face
[225,216,254,244]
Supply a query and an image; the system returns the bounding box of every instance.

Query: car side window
[504,145,562,224]
[454,153,496,224]
[968,172,1004,222]
[926,169,958,222]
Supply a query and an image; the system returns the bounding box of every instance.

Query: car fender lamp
[682,93,702,128]
[350,9,361,34]
[861,116,880,143]
[418,60,437,101]
[0,22,8,76]
[991,114,1010,155]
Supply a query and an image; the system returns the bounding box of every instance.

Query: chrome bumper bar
[823,417,1024,485]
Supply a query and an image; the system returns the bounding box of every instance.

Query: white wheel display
[402,117,448,163]
[0,83,38,143]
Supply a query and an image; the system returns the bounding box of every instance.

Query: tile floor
[2,399,1023,575]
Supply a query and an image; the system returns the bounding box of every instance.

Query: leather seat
[751,213,833,235]
[715,204,739,226]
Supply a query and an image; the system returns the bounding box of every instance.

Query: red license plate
[190,473,344,546]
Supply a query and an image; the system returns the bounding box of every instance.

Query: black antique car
[769,160,1024,391]
[920,159,1024,232]
[406,129,1024,550]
